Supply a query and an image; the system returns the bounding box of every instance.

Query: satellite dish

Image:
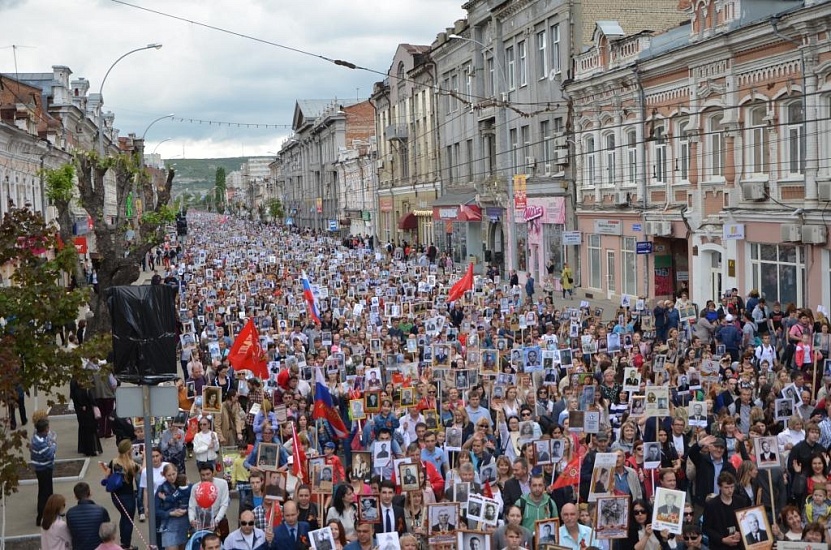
[548,69,558,82]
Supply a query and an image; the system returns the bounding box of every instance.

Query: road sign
[562,231,582,245]
[632,223,642,232]
[328,219,338,231]
[636,241,653,255]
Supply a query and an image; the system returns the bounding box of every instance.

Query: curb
[18,458,90,486]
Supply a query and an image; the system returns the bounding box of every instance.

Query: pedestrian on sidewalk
[561,263,574,299]
[31,415,57,526]
[40,494,72,550]
[66,482,110,550]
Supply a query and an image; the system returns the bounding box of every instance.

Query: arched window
[653,125,667,183]
[677,120,690,182]
[626,130,637,185]
[584,135,596,187]
[706,112,725,178]
[784,99,805,175]
[744,103,769,176]
[604,133,616,186]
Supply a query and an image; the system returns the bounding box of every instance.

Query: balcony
[384,123,409,141]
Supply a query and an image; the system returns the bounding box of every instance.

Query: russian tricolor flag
[300,270,321,324]
[312,367,349,439]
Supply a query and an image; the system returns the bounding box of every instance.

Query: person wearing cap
[687,435,737,509]
[579,431,611,501]
[323,441,346,484]
[715,314,742,362]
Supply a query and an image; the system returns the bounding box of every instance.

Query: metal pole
[143,385,157,548]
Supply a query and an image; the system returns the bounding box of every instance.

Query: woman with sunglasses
[192,416,220,471]
[627,498,662,550]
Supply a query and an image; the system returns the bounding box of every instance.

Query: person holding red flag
[227,319,268,381]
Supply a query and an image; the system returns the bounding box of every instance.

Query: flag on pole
[300,270,321,324]
[291,422,308,484]
[312,367,350,439]
[227,319,268,380]
[447,262,474,302]
[551,454,581,490]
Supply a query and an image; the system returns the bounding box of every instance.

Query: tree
[266,198,284,222]
[49,150,176,336]
[215,167,226,212]
[0,208,104,495]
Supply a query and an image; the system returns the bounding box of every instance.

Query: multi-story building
[427,0,683,278]
[568,0,831,306]
[242,157,272,218]
[334,138,375,236]
[371,44,441,247]
[274,99,374,231]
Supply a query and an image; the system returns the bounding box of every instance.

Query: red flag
[291,423,308,484]
[482,480,494,499]
[227,319,268,380]
[447,262,474,302]
[551,455,581,490]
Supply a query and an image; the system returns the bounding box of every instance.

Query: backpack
[102,464,126,493]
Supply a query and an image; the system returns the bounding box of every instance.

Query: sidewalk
[1,268,200,548]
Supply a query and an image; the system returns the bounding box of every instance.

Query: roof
[596,21,626,39]
[292,99,360,132]
[431,189,478,207]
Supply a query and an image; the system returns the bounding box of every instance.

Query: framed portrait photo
[398,462,421,492]
[754,435,781,469]
[652,487,686,534]
[736,505,773,549]
[428,502,460,534]
[309,526,336,550]
[351,451,371,481]
[350,398,366,420]
[357,494,380,524]
[536,518,561,544]
[256,442,281,471]
[457,531,491,550]
[364,391,381,413]
[596,496,629,539]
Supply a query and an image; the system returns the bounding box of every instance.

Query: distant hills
[165,157,248,195]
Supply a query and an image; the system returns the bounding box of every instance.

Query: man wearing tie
[272,501,311,549]
[744,514,769,545]
[377,480,406,536]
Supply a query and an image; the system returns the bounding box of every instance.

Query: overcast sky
[1,0,465,159]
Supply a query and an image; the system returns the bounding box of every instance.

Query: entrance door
[710,251,723,302]
[607,250,616,299]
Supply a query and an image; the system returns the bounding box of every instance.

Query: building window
[750,243,804,305]
[465,64,473,100]
[506,46,516,90]
[536,30,547,79]
[450,73,459,112]
[585,135,596,187]
[589,234,602,289]
[653,126,667,183]
[466,139,474,181]
[745,103,769,175]
[486,56,495,97]
[707,112,725,177]
[518,40,527,87]
[622,237,637,296]
[454,143,461,183]
[541,120,552,165]
[604,133,616,187]
[627,130,637,185]
[442,76,451,114]
[445,145,453,183]
[785,100,805,175]
[521,125,531,171]
[510,128,518,173]
[551,24,561,74]
[678,121,690,181]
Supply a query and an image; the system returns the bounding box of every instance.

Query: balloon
[194,481,218,509]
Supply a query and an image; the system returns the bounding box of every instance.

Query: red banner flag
[291,423,308,484]
[227,319,268,380]
[551,455,581,490]
[447,263,474,303]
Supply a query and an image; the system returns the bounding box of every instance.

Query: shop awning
[398,212,418,230]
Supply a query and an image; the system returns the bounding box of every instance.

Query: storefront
[519,197,567,283]
[431,193,484,270]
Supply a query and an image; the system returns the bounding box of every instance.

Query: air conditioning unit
[802,225,827,245]
[554,147,569,165]
[525,157,537,170]
[740,181,766,201]
[645,221,671,236]
[376,160,385,170]
[781,223,802,242]
[615,191,629,206]
[723,189,739,209]
[553,135,567,149]
[819,182,831,201]
[544,163,554,175]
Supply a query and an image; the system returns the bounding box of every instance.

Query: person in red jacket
[390,442,444,498]
[322,442,345,484]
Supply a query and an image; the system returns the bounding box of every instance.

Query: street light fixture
[141,113,175,141]
[151,138,172,156]
[97,43,163,156]
[448,33,518,273]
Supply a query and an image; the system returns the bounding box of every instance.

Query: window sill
[778,176,805,186]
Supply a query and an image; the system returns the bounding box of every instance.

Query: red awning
[398,212,418,230]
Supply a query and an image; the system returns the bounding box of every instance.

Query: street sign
[328,219,338,231]
[632,223,642,232]
[636,241,653,255]
[562,231,582,245]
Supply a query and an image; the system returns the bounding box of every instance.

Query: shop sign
[524,205,544,222]
[74,237,88,254]
[593,219,623,235]
[438,207,458,220]
[379,197,393,212]
[562,231,582,245]
[328,220,338,231]
[315,198,323,213]
[723,223,745,241]
[362,210,371,221]
[513,174,527,210]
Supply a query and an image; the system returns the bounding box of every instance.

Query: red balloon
[194,481,218,509]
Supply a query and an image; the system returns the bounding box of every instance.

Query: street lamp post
[151,138,172,156]
[97,43,163,156]
[448,34,517,274]
[141,113,174,141]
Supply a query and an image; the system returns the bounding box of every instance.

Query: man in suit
[744,514,769,545]
[625,371,640,386]
[758,440,777,463]
[502,457,530,513]
[402,467,417,486]
[377,480,407,535]
[689,403,707,425]
[657,492,681,522]
[272,501,311,549]
[431,509,456,533]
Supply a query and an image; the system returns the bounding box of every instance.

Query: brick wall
[576,0,686,48]
[345,101,375,144]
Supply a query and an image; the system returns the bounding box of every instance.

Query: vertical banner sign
[315,198,323,213]
[513,174,527,211]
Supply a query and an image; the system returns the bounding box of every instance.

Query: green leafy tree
[48,150,175,336]
[266,198,284,221]
[215,167,226,212]
[0,208,106,495]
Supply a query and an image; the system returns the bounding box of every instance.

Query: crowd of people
[31,210,831,550]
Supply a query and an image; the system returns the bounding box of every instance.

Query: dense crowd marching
[30,211,831,550]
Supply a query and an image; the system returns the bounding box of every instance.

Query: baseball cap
[595,432,610,442]
[725,314,734,322]
[325,442,336,449]
[711,437,726,448]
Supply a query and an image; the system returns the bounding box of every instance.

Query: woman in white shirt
[192,416,219,470]
[777,416,805,457]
